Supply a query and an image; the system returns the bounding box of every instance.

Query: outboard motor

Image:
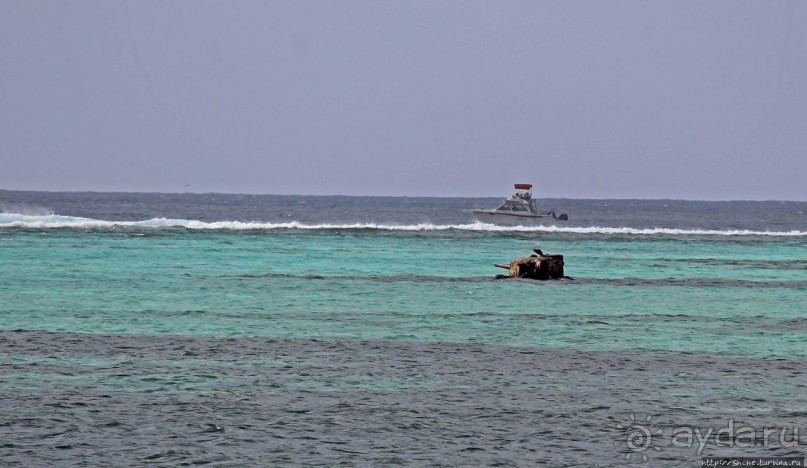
[549,210,569,221]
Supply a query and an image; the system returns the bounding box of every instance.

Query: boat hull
[466,209,556,226]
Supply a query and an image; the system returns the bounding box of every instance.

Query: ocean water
[1,190,805,466]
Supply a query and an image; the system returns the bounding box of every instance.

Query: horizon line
[1,188,804,203]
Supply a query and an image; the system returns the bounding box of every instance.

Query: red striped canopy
[514,183,533,190]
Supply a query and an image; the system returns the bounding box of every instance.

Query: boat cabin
[495,184,537,213]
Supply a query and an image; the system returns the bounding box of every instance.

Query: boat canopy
[514,183,533,190]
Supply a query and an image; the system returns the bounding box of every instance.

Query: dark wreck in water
[495,248,567,280]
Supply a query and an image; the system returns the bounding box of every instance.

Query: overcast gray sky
[1,1,805,199]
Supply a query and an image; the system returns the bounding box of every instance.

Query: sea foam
[1,212,804,236]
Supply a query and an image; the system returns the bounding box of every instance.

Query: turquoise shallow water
[3,229,805,357]
[1,193,806,465]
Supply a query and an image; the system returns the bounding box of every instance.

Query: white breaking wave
[0,212,804,236]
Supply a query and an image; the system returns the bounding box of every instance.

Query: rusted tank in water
[494,248,566,280]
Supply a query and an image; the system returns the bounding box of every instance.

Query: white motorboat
[465,183,567,225]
